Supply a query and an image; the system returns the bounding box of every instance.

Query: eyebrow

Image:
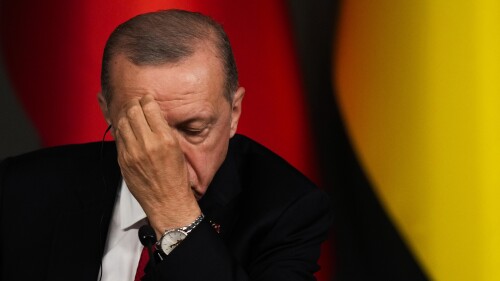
[174,115,214,128]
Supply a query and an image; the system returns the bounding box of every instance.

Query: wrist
[156,213,205,255]
[148,203,202,239]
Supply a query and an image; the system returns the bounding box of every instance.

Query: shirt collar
[118,180,147,230]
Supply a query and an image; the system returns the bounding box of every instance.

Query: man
[0,9,332,281]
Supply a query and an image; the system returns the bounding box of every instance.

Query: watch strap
[179,213,205,234]
[156,213,205,248]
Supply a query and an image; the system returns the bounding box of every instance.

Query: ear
[97,92,112,126]
[229,87,245,138]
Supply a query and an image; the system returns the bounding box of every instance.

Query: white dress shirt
[100,180,147,281]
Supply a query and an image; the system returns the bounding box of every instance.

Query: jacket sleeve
[147,189,333,281]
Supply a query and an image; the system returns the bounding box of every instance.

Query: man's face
[99,45,244,199]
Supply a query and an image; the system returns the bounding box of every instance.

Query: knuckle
[142,99,156,113]
[122,151,133,163]
[143,140,160,154]
[159,132,175,145]
[117,117,127,128]
[117,152,130,167]
[115,119,127,134]
[126,105,140,119]
[120,149,139,165]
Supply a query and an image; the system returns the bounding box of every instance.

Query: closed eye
[183,127,205,136]
[181,127,209,144]
[175,117,213,141]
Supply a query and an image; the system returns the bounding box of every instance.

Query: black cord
[97,124,112,281]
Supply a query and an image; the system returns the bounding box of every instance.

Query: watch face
[160,230,187,255]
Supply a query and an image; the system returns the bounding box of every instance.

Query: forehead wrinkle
[157,99,217,123]
[155,94,206,111]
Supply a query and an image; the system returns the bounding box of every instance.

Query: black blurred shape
[287,1,429,280]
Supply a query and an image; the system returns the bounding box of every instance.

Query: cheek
[181,133,229,188]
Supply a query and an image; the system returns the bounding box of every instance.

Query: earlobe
[230,87,245,137]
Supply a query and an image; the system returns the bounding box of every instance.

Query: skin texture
[98,43,245,238]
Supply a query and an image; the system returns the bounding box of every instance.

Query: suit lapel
[199,142,242,239]
[46,142,121,281]
[45,140,241,280]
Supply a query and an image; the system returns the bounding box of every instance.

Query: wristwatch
[156,214,204,255]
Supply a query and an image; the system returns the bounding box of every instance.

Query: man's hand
[114,95,201,238]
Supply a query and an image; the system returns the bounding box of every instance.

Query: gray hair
[100,9,238,103]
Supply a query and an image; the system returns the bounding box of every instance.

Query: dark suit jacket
[0,134,332,281]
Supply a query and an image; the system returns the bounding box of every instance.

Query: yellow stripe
[336,1,500,280]
[475,0,500,279]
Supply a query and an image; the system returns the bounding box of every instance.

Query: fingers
[115,95,170,144]
[139,95,168,134]
[115,110,135,152]
[127,99,153,142]
[110,95,196,231]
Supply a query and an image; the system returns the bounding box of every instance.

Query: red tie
[134,246,149,281]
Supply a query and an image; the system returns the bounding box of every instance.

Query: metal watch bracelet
[156,213,205,245]
[179,213,205,234]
